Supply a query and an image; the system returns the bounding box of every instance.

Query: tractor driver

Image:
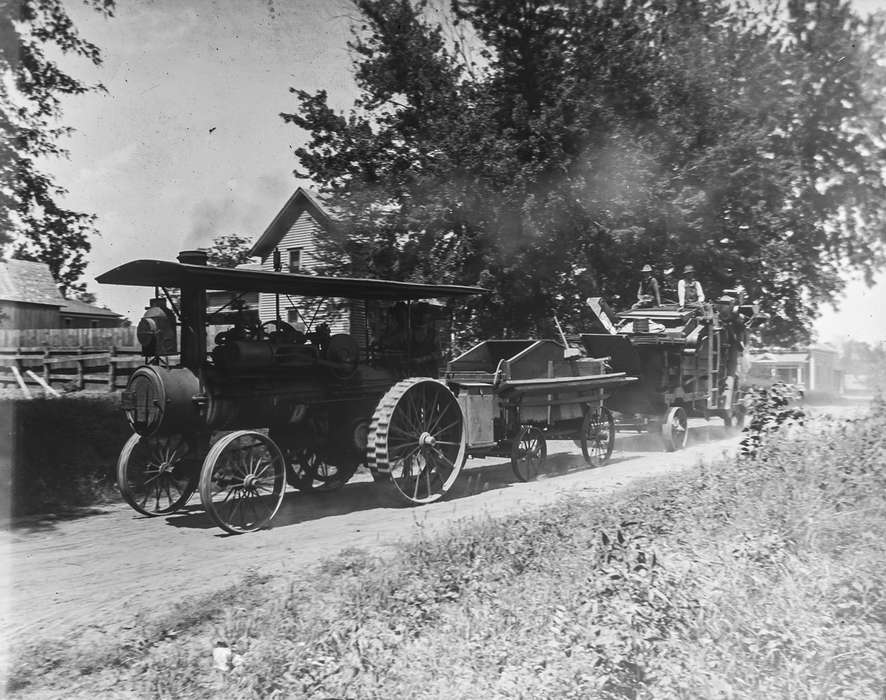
[678,264,706,309]
[633,264,661,308]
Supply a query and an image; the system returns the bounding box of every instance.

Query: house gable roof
[248,187,334,260]
[0,259,65,307]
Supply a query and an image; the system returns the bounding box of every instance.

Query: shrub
[740,382,806,459]
[2,394,130,517]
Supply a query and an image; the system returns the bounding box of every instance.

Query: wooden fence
[0,327,138,349]
[0,325,241,396]
[0,345,148,395]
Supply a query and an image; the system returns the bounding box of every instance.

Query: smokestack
[177,249,208,373]
[178,249,208,266]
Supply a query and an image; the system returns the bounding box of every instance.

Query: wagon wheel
[198,430,287,534]
[728,404,747,434]
[662,406,689,452]
[117,433,198,516]
[581,406,615,467]
[369,378,466,504]
[511,425,547,482]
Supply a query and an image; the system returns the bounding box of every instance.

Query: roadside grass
[6,401,886,699]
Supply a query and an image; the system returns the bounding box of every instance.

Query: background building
[58,297,124,328]
[747,344,843,395]
[247,187,366,343]
[1,259,124,331]
[0,259,64,329]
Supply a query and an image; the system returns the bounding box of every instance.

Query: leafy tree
[205,234,255,268]
[841,338,886,388]
[285,0,886,345]
[1,0,115,296]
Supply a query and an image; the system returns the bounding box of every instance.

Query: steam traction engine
[98,251,485,534]
[579,293,764,450]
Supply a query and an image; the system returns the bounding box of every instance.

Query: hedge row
[1,395,131,518]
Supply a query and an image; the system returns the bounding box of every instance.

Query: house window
[91,320,99,329]
[288,248,302,272]
[63,317,72,328]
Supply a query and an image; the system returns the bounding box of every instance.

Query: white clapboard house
[247,187,366,345]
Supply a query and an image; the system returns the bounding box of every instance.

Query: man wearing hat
[633,264,661,308]
[678,264,705,308]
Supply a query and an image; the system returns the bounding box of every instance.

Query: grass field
[6,398,886,699]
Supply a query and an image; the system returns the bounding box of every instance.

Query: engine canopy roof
[97,259,487,300]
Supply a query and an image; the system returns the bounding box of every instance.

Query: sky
[32,0,886,346]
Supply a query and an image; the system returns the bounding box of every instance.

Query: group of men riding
[634,263,705,309]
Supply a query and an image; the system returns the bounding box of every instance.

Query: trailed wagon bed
[444,339,636,480]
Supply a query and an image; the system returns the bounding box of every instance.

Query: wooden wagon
[443,339,636,480]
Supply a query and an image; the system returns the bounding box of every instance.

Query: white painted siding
[257,209,352,336]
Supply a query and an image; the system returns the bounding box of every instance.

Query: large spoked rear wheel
[662,406,689,452]
[117,433,198,516]
[511,425,547,482]
[198,430,286,534]
[369,378,466,505]
[581,406,615,467]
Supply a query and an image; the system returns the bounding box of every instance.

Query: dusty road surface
[0,419,751,651]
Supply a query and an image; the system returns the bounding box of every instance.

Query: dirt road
[0,419,756,651]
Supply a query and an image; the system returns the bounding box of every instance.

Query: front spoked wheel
[369,378,466,504]
[117,433,198,516]
[198,430,286,534]
[581,406,615,467]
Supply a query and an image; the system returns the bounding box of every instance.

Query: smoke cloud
[180,175,293,251]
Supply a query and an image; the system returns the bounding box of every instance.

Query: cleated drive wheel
[662,406,689,452]
[198,430,287,534]
[369,467,390,483]
[510,425,547,482]
[117,433,199,516]
[368,378,466,504]
[581,406,615,467]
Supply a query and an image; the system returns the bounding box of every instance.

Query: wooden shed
[59,297,125,328]
[0,259,64,329]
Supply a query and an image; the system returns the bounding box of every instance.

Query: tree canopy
[1,0,114,297]
[285,0,886,345]
[205,234,255,269]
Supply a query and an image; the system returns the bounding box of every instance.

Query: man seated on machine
[633,264,662,308]
[678,264,706,309]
